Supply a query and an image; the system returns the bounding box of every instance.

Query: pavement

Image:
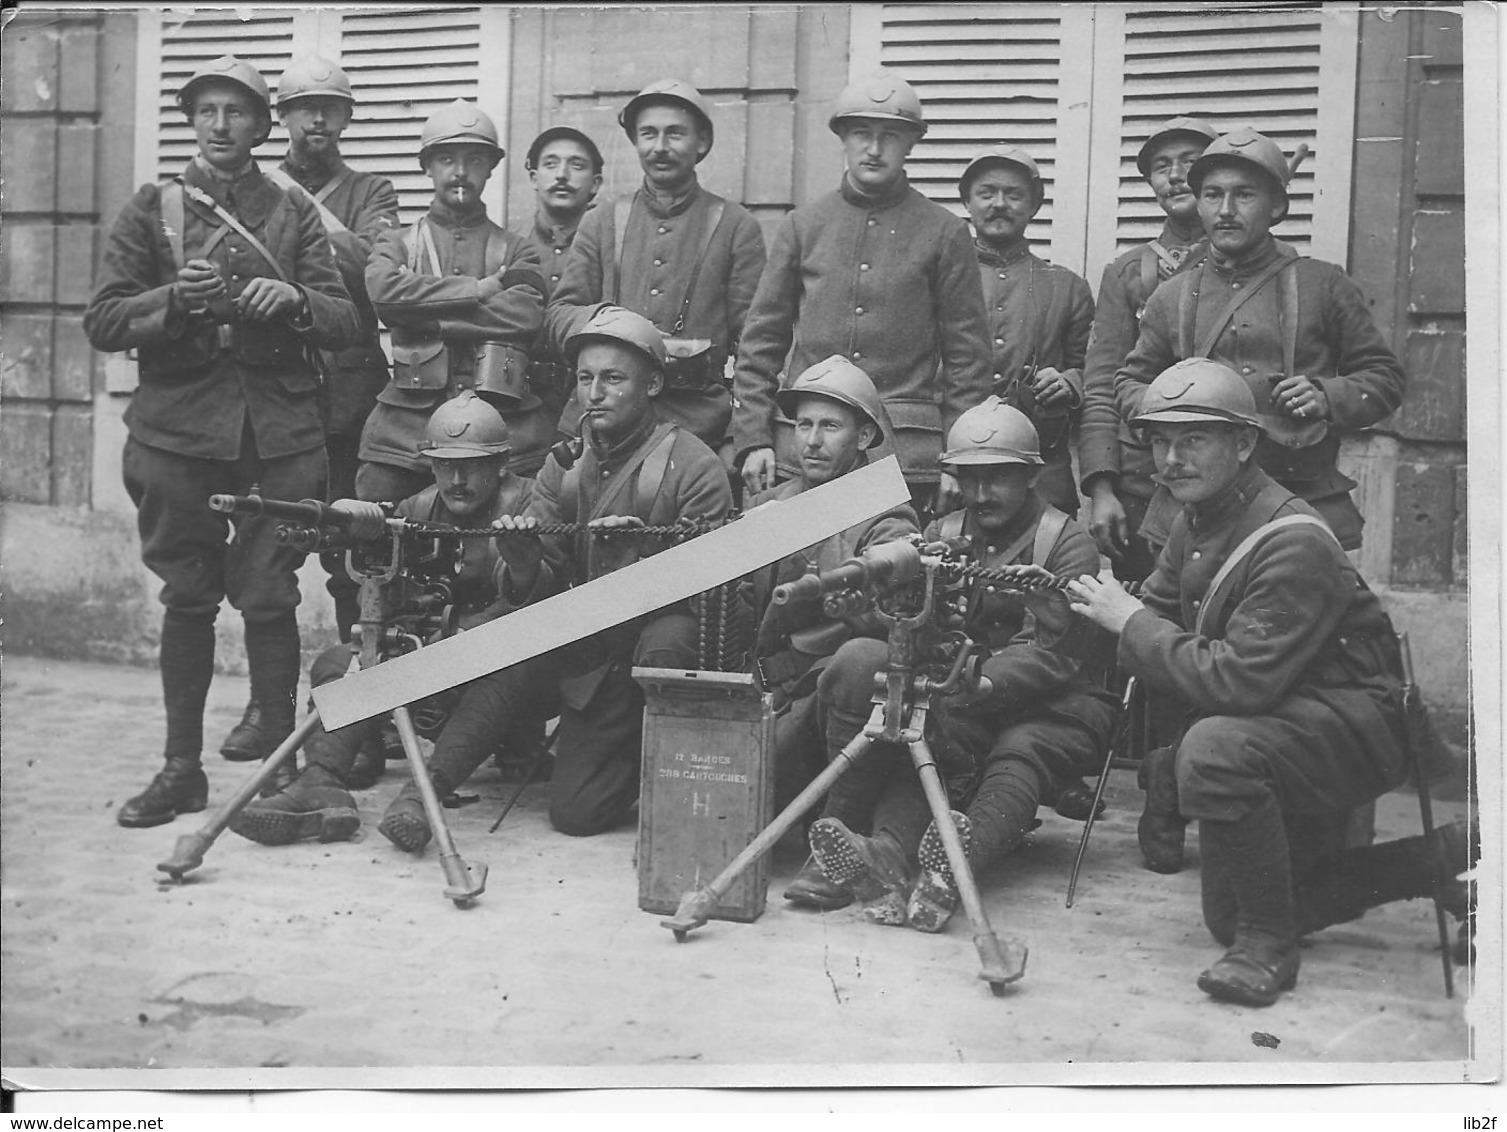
[0,652,1487,1090]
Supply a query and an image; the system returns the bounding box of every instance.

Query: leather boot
[344,727,388,790]
[1137,745,1187,874]
[378,769,452,853]
[221,614,300,761]
[1196,798,1300,1007]
[907,811,972,933]
[228,764,359,846]
[783,856,854,911]
[117,757,209,828]
[808,818,910,916]
[1053,778,1107,822]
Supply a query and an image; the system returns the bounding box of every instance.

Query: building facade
[0,3,1474,742]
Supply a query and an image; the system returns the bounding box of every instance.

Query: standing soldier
[376,308,733,845]
[519,126,605,426]
[1114,127,1406,553]
[83,55,357,827]
[270,55,400,643]
[732,69,992,515]
[544,80,766,458]
[741,358,919,910]
[361,100,550,491]
[1080,116,1218,578]
[960,147,1094,516]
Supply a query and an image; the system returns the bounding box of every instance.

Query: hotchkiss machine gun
[660,534,1071,996]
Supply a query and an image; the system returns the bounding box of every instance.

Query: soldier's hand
[1086,480,1129,561]
[1029,366,1075,411]
[587,515,645,533]
[1271,374,1330,421]
[328,499,387,541]
[491,514,544,577]
[175,259,225,310]
[741,448,778,495]
[936,471,961,515]
[237,277,306,322]
[1065,570,1144,634]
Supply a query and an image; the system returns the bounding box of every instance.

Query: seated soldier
[805,397,1117,930]
[228,391,534,845]
[376,307,733,846]
[1065,357,1466,1006]
[740,357,919,911]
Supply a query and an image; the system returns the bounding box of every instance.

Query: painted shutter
[140,7,508,226]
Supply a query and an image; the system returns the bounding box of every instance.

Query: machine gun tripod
[660,537,1030,996]
[157,493,489,907]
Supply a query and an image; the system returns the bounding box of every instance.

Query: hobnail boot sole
[378,810,433,854]
[229,806,360,846]
[907,812,971,934]
[809,819,895,904]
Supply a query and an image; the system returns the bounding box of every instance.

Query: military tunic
[84,157,358,620]
[1114,236,1406,549]
[731,175,993,487]
[1121,462,1408,825]
[520,206,590,425]
[362,200,550,485]
[545,182,766,450]
[427,411,733,836]
[975,242,1094,515]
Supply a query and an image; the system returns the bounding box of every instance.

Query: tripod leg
[662,704,885,941]
[391,705,488,907]
[157,711,322,882]
[908,735,1027,995]
[1067,676,1137,908]
[1414,767,1455,998]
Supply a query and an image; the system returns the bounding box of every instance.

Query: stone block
[1394,328,1465,442]
[1,18,59,113]
[57,125,98,216]
[749,7,799,90]
[51,404,93,507]
[745,99,795,207]
[1407,207,1465,315]
[52,314,95,401]
[58,22,100,114]
[1414,81,1464,197]
[0,120,58,214]
[587,7,750,95]
[1,312,54,400]
[1420,10,1464,68]
[55,224,97,305]
[1390,463,1456,586]
[1452,465,1467,590]
[0,223,56,305]
[0,403,52,504]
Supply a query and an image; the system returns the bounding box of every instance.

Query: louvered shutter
[138,7,509,226]
[853,4,1096,268]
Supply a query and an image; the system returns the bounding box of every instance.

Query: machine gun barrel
[208,493,361,532]
[772,538,921,606]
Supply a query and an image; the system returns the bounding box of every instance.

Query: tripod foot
[662,887,718,940]
[157,830,213,882]
[975,930,1028,993]
[441,858,487,906]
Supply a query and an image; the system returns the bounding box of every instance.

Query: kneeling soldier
[84,55,357,828]
[741,358,919,910]
[377,307,733,846]
[228,391,534,844]
[806,398,1116,929]
[1068,358,1414,1006]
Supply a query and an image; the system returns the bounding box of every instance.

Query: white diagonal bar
[313,456,911,729]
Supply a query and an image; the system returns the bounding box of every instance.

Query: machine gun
[661,535,1059,996]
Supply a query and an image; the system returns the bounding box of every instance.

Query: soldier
[544,80,766,457]
[1067,358,1416,1005]
[1080,116,1218,579]
[83,55,358,828]
[519,126,605,425]
[1114,127,1406,553]
[806,398,1117,930]
[732,68,992,515]
[960,147,1094,516]
[376,308,733,846]
[740,358,920,910]
[362,100,551,491]
[228,391,536,845]
[270,55,400,642]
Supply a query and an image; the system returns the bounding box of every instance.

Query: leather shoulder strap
[265,167,349,235]
[611,194,634,304]
[1277,257,1299,381]
[159,181,186,269]
[312,165,353,206]
[180,181,288,281]
[1138,245,1159,303]
[1195,513,1339,635]
[1031,503,1070,568]
[483,225,510,276]
[634,424,680,517]
[1194,249,1299,359]
[672,200,726,335]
